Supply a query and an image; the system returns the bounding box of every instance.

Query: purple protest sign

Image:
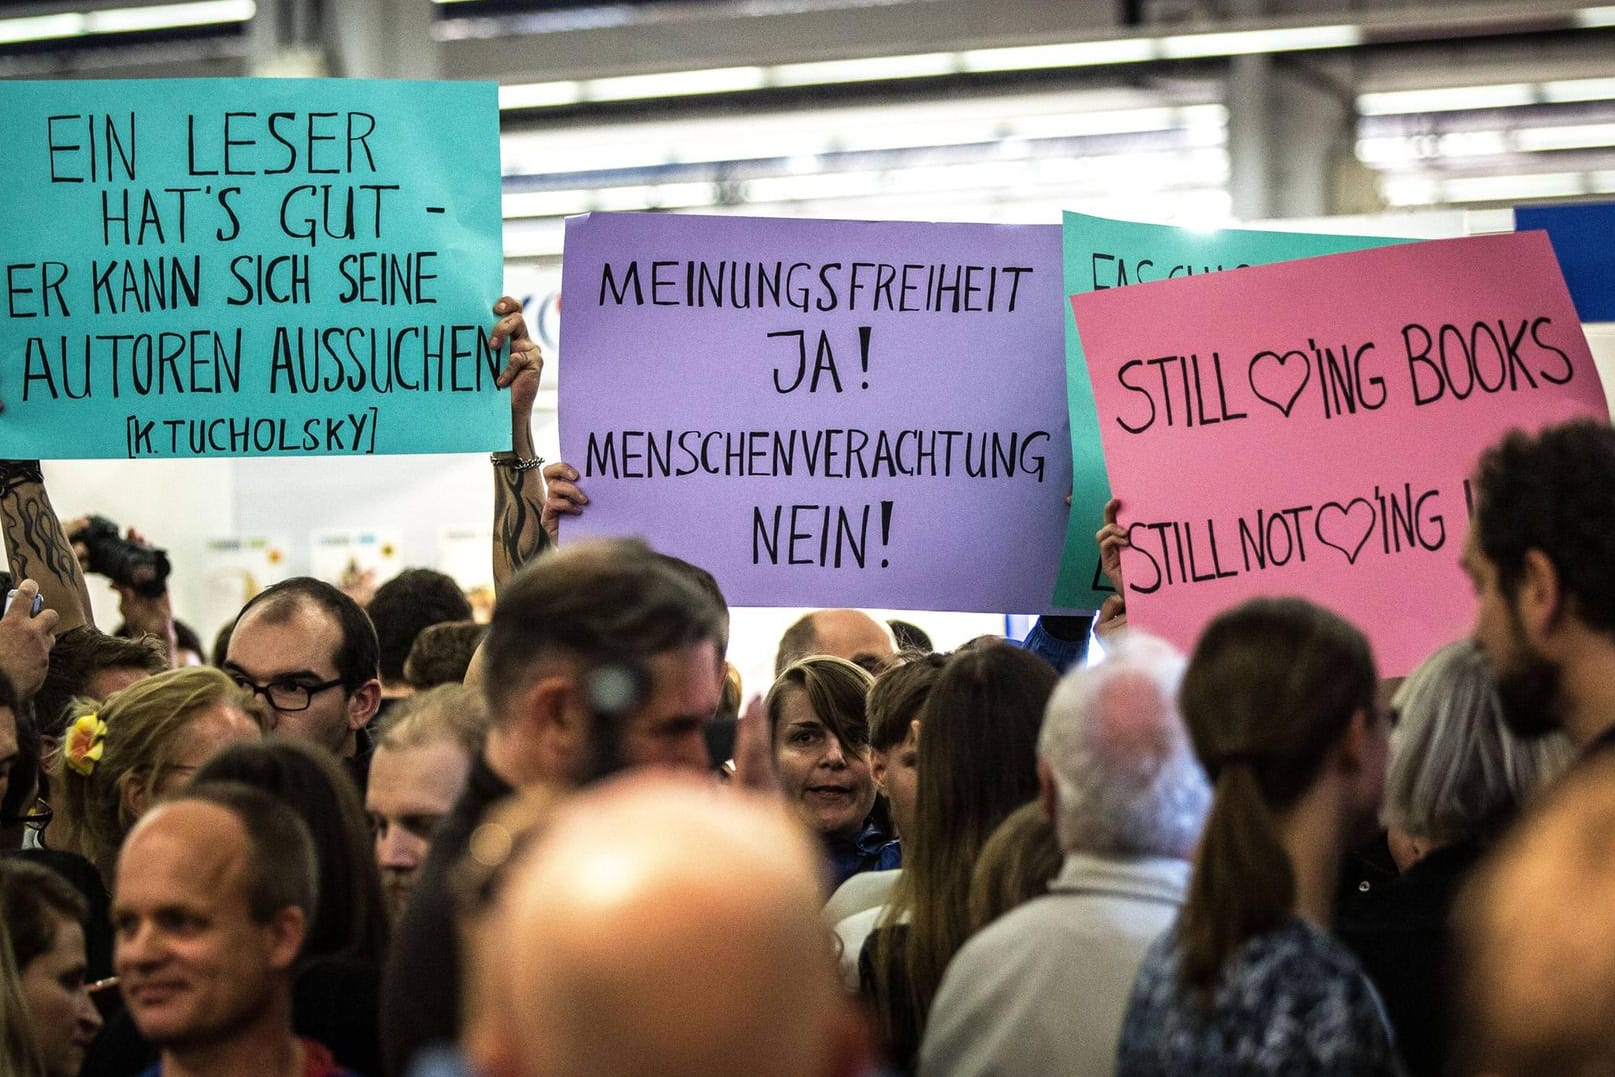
[558,213,1072,612]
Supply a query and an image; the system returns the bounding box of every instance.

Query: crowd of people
[2,295,1614,1077]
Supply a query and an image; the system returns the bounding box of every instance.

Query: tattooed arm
[487,296,549,595]
[0,460,93,633]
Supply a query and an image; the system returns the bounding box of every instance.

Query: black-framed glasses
[228,674,346,712]
[1,797,52,832]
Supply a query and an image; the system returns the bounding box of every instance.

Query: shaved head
[480,774,865,1077]
[776,609,896,675]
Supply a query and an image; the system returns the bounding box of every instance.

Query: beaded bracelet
[490,453,545,472]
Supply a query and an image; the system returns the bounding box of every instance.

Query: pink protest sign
[1073,230,1609,675]
[559,213,1073,612]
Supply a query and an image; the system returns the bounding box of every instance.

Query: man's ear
[263,906,307,973]
[1517,548,1563,640]
[516,674,584,778]
[347,678,383,732]
[870,748,889,796]
[1037,759,1057,824]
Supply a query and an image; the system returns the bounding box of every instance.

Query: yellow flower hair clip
[64,713,108,776]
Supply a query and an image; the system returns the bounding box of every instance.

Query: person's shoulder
[1249,922,1398,1069]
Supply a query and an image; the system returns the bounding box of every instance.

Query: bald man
[775,609,897,676]
[1452,752,1615,1076]
[470,773,870,1077]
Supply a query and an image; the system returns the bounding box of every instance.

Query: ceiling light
[586,66,766,102]
[499,81,583,110]
[1160,24,1360,59]
[85,0,253,33]
[502,190,593,219]
[1513,123,1615,152]
[772,53,956,86]
[1443,172,1586,202]
[1540,77,1615,103]
[1359,83,1536,115]
[0,13,83,43]
[958,39,1158,73]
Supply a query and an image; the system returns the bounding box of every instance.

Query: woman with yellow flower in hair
[47,666,266,883]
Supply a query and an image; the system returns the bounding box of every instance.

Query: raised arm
[0,459,92,633]
[488,297,550,595]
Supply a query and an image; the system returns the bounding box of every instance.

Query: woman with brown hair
[862,642,1056,1072]
[0,858,103,1077]
[766,655,894,889]
[1116,597,1399,1075]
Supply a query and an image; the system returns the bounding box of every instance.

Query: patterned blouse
[1116,916,1403,1076]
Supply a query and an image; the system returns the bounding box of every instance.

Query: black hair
[365,568,473,685]
[1473,420,1615,634]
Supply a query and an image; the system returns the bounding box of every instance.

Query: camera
[75,515,171,598]
[3,589,44,616]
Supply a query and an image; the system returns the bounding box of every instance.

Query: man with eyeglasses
[222,576,382,788]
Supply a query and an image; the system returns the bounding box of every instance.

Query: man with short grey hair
[918,632,1210,1077]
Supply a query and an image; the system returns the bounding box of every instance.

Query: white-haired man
[918,633,1210,1077]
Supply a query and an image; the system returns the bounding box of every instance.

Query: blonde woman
[48,665,265,880]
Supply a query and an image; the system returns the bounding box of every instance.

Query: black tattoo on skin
[496,468,549,574]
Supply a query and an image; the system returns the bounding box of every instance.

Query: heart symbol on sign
[1248,350,1310,418]
[1315,499,1376,565]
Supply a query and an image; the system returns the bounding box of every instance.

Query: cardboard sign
[1072,230,1609,674]
[558,212,1074,612]
[1054,211,1407,607]
[0,78,505,458]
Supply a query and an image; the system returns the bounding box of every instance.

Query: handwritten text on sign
[0,78,505,459]
[558,213,1074,612]
[1073,230,1609,675]
[1052,211,1406,609]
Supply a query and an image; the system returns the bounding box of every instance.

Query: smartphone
[4,589,44,616]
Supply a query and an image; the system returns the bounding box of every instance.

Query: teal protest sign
[0,79,505,459]
[1053,211,1410,607]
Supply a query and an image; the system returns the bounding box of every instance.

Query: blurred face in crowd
[225,599,367,756]
[20,911,103,1077]
[773,689,877,839]
[607,641,724,776]
[113,802,303,1050]
[1462,530,1562,738]
[873,721,920,843]
[367,736,473,920]
[149,703,263,802]
[85,664,152,705]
